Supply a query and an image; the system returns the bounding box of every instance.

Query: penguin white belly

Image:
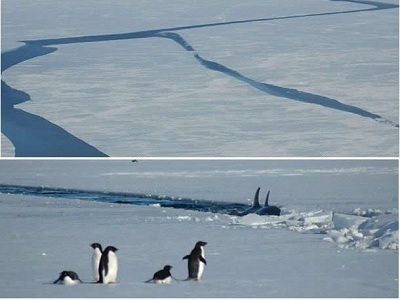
[63,276,79,285]
[103,252,118,283]
[197,262,205,279]
[92,248,102,281]
[197,247,205,279]
[154,277,172,284]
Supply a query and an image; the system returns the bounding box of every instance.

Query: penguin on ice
[182,241,207,280]
[237,187,261,216]
[90,243,103,282]
[255,190,281,216]
[146,265,173,284]
[53,271,83,285]
[98,246,118,284]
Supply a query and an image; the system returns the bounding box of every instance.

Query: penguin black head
[104,246,118,253]
[163,265,173,271]
[59,271,69,279]
[91,243,102,251]
[195,241,207,248]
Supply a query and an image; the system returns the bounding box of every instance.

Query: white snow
[0,160,397,297]
[2,0,399,156]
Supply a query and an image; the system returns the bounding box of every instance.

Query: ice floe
[231,208,398,251]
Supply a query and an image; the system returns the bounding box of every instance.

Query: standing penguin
[182,241,207,280]
[98,246,118,284]
[90,243,103,282]
[147,265,173,284]
[53,271,83,285]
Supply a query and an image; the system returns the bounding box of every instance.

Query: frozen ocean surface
[0,160,398,297]
[1,0,399,156]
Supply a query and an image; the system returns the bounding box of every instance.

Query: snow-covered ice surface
[0,160,398,297]
[1,0,399,157]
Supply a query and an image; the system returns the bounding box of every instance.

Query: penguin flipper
[182,255,190,260]
[200,256,207,265]
[53,278,61,284]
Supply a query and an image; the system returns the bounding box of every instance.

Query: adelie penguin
[255,190,281,216]
[53,271,82,285]
[182,241,207,281]
[90,243,103,282]
[98,246,118,284]
[237,187,261,216]
[146,265,173,284]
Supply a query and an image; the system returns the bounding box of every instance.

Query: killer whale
[237,187,262,216]
[255,190,281,216]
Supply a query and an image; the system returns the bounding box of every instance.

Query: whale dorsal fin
[264,190,270,207]
[253,187,261,208]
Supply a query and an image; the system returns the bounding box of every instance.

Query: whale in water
[255,190,281,216]
[237,187,262,216]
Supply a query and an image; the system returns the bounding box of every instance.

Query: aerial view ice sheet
[0,159,398,297]
[1,0,399,157]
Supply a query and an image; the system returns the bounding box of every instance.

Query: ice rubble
[231,208,398,251]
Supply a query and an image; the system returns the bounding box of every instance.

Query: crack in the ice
[2,0,398,156]
[0,184,249,216]
[156,31,398,127]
